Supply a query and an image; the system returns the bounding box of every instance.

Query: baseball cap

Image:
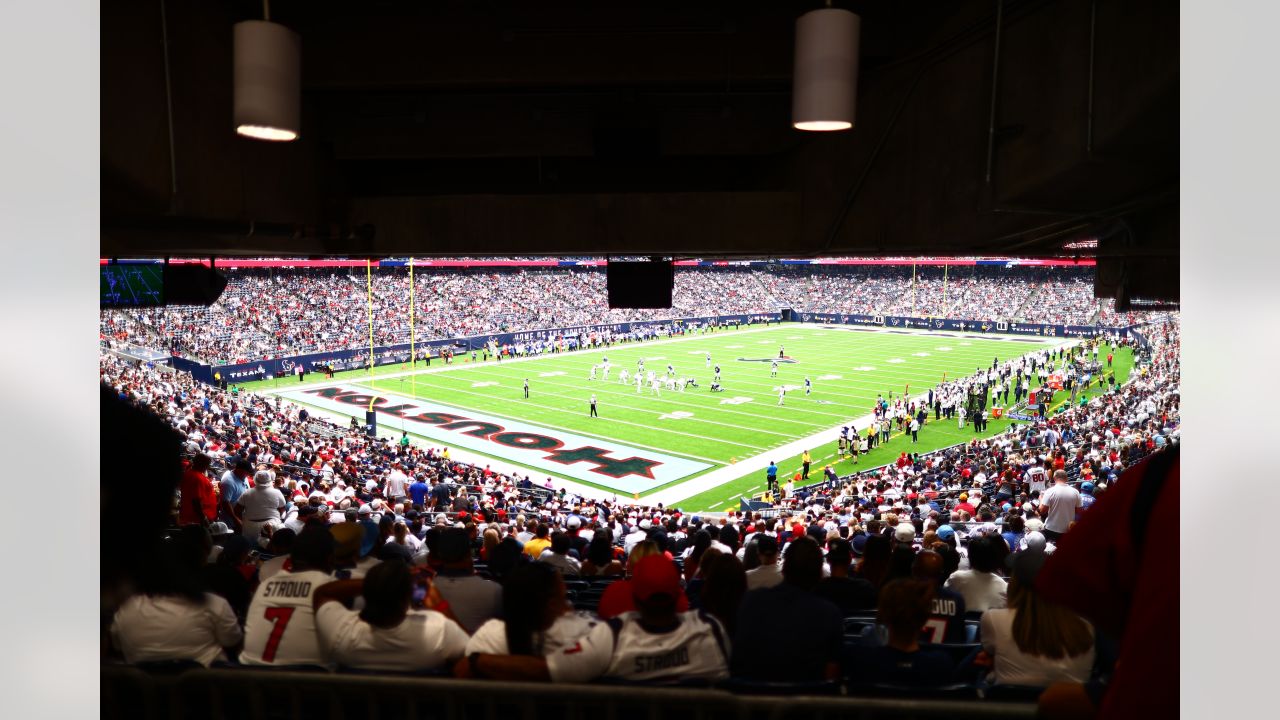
[1081,481,1095,494]
[1022,531,1048,553]
[567,516,582,529]
[851,534,868,556]
[894,524,916,542]
[936,525,956,541]
[208,521,234,538]
[631,555,681,602]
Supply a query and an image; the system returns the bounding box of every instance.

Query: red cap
[631,555,681,602]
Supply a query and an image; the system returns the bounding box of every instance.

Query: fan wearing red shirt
[179,453,218,526]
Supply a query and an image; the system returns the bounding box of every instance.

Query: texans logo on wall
[890,318,901,326]
[281,360,296,373]
[934,320,944,328]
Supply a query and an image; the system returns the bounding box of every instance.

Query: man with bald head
[912,550,967,644]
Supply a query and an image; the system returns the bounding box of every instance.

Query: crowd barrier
[102,665,1038,720]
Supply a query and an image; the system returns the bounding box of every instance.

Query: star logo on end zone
[285,385,710,493]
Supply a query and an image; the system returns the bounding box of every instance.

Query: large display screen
[101,263,164,307]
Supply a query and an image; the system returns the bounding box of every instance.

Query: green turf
[254,324,1126,511]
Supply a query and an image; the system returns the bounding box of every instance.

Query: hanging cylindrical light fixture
[233,20,301,141]
[792,6,860,131]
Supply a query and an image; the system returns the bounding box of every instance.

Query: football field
[250,324,1130,511]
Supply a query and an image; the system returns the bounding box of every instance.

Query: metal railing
[102,666,1037,720]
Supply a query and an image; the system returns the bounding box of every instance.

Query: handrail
[102,665,1038,720]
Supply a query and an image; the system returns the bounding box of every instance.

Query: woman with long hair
[110,526,243,666]
[580,529,624,577]
[682,530,713,583]
[464,562,594,656]
[479,527,500,563]
[980,552,1095,686]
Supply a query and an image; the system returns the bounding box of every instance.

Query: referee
[589,394,598,417]
[524,378,530,399]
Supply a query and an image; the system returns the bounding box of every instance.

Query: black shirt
[732,583,843,681]
[815,575,878,615]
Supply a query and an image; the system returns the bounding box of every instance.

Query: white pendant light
[233,20,301,142]
[792,6,861,132]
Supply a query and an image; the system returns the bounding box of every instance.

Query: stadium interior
[101,2,1179,719]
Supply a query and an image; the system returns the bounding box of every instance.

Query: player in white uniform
[705,352,712,369]
[460,556,729,684]
[651,378,661,396]
[647,370,655,385]
[770,360,778,378]
[619,368,630,385]
[778,387,786,406]
[635,373,644,393]
[589,365,597,381]
[240,526,335,667]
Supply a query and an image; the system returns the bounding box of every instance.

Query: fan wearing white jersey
[458,555,729,684]
[240,525,335,667]
[312,561,468,672]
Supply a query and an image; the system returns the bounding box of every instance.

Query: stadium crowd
[100,264,1123,364]
[100,315,1177,704]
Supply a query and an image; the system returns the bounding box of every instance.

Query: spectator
[697,552,747,636]
[598,541,690,619]
[944,535,1008,613]
[845,579,956,688]
[257,528,297,583]
[312,561,469,671]
[428,528,503,634]
[110,526,242,667]
[980,550,1096,686]
[1039,470,1083,541]
[523,524,552,559]
[913,549,967,644]
[816,538,877,614]
[732,537,843,682]
[537,532,582,576]
[239,524,335,667]
[466,562,596,656]
[237,470,286,543]
[743,534,782,590]
[178,453,216,526]
[580,530,624,577]
[856,534,893,589]
[460,555,730,684]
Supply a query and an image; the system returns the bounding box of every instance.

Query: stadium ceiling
[103,0,1176,266]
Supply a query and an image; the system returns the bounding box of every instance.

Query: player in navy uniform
[713,364,721,383]
[804,377,812,396]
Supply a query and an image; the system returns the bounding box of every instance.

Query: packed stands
[100,263,1122,364]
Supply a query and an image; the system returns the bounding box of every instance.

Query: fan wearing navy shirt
[732,537,843,681]
[912,550,967,644]
[844,579,956,688]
